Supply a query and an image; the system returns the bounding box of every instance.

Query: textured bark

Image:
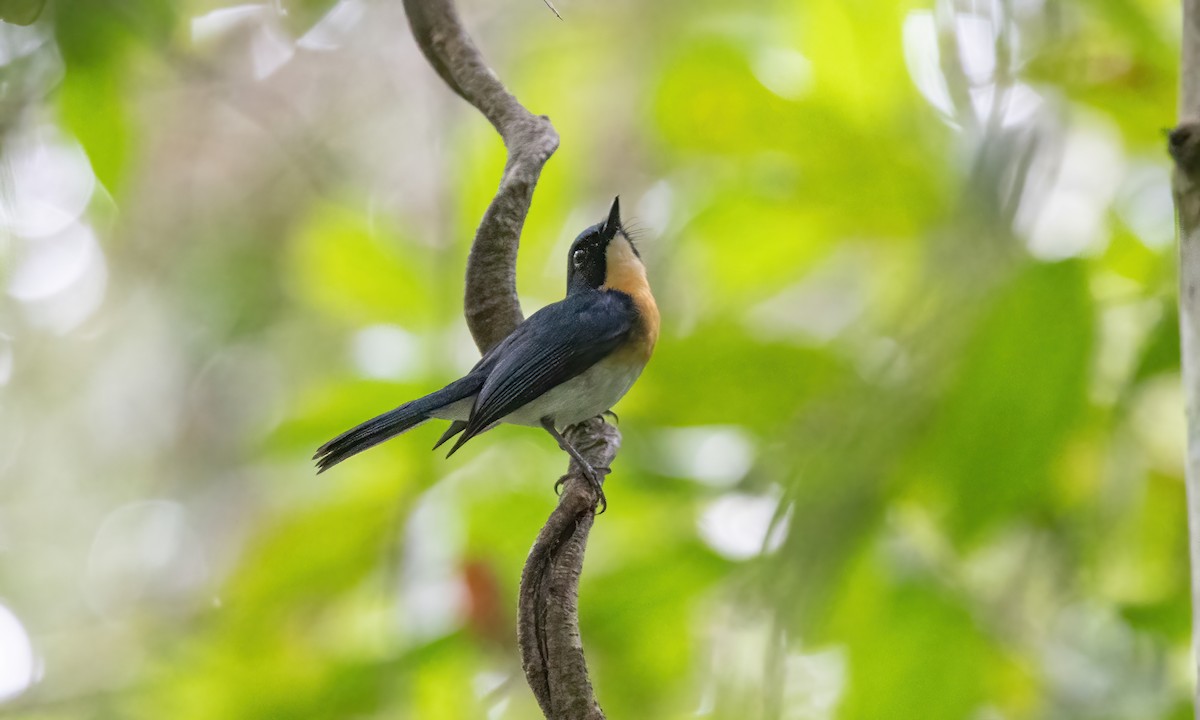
[401,1,611,717]
[403,0,558,352]
[1171,0,1200,712]
[518,420,615,720]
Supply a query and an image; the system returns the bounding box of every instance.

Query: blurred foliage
[0,0,1192,718]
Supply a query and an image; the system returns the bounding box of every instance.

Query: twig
[401,1,612,717]
[1170,0,1200,712]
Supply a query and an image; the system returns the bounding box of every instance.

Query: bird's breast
[502,355,646,429]
[611,289,658,365]
[600,238,659,364]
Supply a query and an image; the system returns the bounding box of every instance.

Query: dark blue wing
[447,290,636,454]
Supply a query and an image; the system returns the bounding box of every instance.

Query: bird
[314,197,658,511]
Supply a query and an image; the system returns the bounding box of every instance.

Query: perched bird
[314,197,658,509]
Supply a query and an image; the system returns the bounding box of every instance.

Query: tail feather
[314,405,427,473]
[314,375,481,472]
[432,420,468,451]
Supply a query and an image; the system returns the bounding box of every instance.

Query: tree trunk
[1170,1,1200,713]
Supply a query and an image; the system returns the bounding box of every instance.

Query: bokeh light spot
[0,603,35,702]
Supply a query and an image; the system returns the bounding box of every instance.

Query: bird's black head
[566,197,639,295]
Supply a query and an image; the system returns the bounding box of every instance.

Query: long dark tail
[314,375,481,473]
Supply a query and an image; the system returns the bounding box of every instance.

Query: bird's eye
[573,249,586,268]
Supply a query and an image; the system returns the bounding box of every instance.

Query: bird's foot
[540,416,608,513]
[553,463,610,514]
[600,410,619,424]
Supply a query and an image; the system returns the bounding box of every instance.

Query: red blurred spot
[463,558,510,648]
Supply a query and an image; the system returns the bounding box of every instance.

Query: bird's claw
[581,463,609,514]
[600,410,619,424]
[554,464,609,514]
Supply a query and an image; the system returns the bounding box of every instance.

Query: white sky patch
[697,490,789,561]
[955,12,998,85]
[7,221,97,301]
[0,125,95,239]
[190,5,294,79]
[903,9,1035,129]
[903,11,954,118]
[250,20,294,79]
[752,47,813,101]
[656,426,755,487]
[0,603,34,702]
[1027,193,1104,260]
[352,324,423,380]
[0,21,48,66]
[1116,162,1175,250]
[1019,116,1125,260]
[16,226,108,335]
[971,82,1043,128]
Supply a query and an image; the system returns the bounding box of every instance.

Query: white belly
[429,359,644,430]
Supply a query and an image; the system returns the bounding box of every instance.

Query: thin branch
[1171,0,1200,712]
[402,0,558,352]
[401,1,613,717]
[518,419,615,720]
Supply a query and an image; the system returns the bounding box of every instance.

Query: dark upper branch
[401,0,560,352]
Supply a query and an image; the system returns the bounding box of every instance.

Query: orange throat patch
[600,234,659,363]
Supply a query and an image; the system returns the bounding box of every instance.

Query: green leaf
[1131,300,1181,383]
[54,0,175,67]
[923,260,1095,543]
[286,202,435,326]
[58,64,129,193]
[280,0,342,36]
[634,322,847,432]
[0,0,45,25]
[1106,473,1190,640]
[830,547,1023,720]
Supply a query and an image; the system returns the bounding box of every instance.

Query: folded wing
[446,290,636,455]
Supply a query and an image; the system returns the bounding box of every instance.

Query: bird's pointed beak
[602,196,621,237]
